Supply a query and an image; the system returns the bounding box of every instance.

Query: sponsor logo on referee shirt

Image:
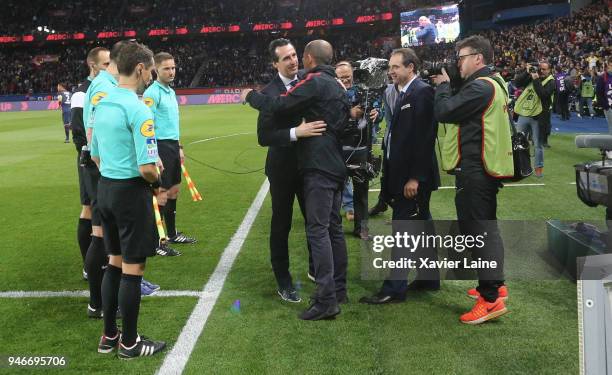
[146,138,158,158]
[140,119,155,137]
[91,92,107,106]
[144,97,155,107]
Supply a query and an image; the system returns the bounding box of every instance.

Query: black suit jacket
[256,74,302,180]
[382,78,440,201]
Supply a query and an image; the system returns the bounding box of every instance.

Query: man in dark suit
[243,40,350,320]
[257,38,326,303]
[360,48,441,305]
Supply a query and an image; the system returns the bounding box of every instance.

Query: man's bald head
[304,40,334,67]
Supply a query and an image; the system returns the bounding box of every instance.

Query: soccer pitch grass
[0,104,605,374]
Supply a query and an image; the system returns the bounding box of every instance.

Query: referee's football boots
[98,331,121,353]
[168,232,197,244]
[118,335,166,359]
[155,243,181,256]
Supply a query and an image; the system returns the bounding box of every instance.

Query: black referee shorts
[97,176,157,264]
[82,164,102,226]
[77,154,91,206]
[158,139,181,189]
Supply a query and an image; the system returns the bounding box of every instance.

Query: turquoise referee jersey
[83,70,118,131]
[90,86,158,179]
[142,80,180,140]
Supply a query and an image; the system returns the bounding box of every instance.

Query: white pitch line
[0,290,202,298]
[188,132,254,145]
[156,178,270,375]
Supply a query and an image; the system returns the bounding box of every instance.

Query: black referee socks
[165,198,177,238]
[101,264,122,338]
[118,273,143,347]
[77,218,92,263]
[85,236,107,309]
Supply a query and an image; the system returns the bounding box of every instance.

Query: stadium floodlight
[37,26,42,31]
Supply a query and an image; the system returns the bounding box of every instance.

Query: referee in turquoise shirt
[143,52,196,249]
[90,42,165,359]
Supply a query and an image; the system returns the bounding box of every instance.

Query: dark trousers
[557,92,570,120]
[268,173,310,290]
[303,171,348,305]
[455,171,505,302]
[343,148,369,233]
[382,188,439,297]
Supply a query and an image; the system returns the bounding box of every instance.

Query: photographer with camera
[513,61,554,177]
[335,61,371,239]
[432,35,511,324]
[360,48,440,305]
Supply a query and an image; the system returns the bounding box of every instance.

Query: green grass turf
[0,105,603,374]
[0,297,197,374]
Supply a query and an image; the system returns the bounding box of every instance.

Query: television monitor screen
[400,3,460,47]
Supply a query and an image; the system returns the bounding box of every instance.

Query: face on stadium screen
[273,44,299,78]
[400,3,460,47]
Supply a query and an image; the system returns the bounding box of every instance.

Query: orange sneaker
[460,297,508,325]
[467,285,508,300]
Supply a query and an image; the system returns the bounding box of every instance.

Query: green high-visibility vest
[440,74,514,178]
[514,75,553,117]
[581,79,595,98]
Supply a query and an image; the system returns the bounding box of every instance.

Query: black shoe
[168,232,197,244]
[156,243,182,256]
[406,280,440,292]
[359,291,406,305]
[369,200,388,216]
[278,288,301,303]
[98,331,121,353]
[88,305,103,319]
[118,335,166,359]
[542,143,551,148]
[299,302,340,321]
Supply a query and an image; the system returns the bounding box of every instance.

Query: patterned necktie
[289,79,298,88]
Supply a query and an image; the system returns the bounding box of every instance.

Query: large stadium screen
[400,3,460,47]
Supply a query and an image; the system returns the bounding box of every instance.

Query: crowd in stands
[0,1,609,97]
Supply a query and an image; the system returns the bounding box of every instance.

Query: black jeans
[343,148,369,234]
[303,171,348,305]
[268,173,309,290]
[557,92,570,120]
[455,171,505,302]
[382,189,439,297]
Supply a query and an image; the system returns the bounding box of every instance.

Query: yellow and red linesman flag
[181,162,202,201]
[152,195,167,243]
[152,166,167,243]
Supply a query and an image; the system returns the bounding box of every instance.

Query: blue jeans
[516,115,543,168]
[341,180,353,213]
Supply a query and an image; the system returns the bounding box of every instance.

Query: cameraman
[335,61,370,239]
[432,35,511,325]
[513,61,554,177]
